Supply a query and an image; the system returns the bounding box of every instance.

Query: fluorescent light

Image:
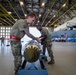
[15,19,17,21]
[39,14,41,17]
[62,4,66,7]
[20,1,24,6]
[53,15,56,17]
[24,14,27,17]
[48,21,50,23]
[8,12,12,14]
[54,24,58,27]
[42,2,45,6]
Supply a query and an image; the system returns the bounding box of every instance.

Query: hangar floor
[0,42,76,75]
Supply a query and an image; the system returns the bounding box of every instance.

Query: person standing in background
[1,36,5,46]
[36,25,55,64]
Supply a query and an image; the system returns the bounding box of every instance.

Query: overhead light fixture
[20,1,24,6]
[48,21,50,23]
[39,14,41,17]
[8,12,12,14]
[24,14,27,17]
[53,15,56,17]
[42,2,45,7]
[62,3,66,7]
[15,19,17,21]
[54,24,58,27]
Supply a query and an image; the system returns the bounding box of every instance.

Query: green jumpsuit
[10,19,36,71]
[40,28,54,62]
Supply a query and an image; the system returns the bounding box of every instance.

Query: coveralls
[1,37,5,46]
[39,28,54,63]
[10,19,36,71]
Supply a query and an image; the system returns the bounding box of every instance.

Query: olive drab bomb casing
[24,45,40,63]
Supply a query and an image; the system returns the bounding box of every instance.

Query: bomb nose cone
[24,45,40,63]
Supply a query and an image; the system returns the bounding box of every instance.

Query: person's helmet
[24,45,40,63]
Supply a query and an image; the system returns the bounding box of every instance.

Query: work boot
[42,53,47,62]
[48,59,55,65]
[42,57,47,62]
[15,70,18,75]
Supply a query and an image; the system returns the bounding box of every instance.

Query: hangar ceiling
[0,0,76,27]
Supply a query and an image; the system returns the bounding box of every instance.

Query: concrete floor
[0,42,76,75]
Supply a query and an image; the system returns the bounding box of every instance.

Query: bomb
[24,41,40,63]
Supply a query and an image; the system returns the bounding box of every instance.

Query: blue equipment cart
[18,54,48,75]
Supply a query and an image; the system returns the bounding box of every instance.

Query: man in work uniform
[10,12,41,75]
[1,36,5,46]
[36,25,55,64]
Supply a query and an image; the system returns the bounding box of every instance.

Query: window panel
[3,30,5,32]
[0,36,2,37]
[6,36,8,38]
[1,27,3,29]
[1,33,2,35]
[1,30,2,32]
[0,27,11,39]
[2,27,5,29]
[3,33,5,35]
